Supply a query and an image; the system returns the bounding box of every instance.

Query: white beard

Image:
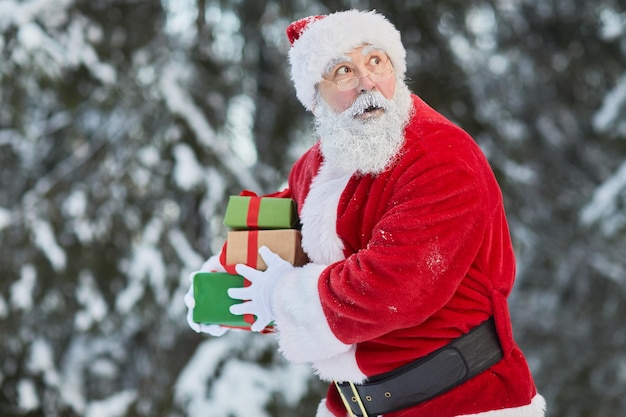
[313,81,413,176]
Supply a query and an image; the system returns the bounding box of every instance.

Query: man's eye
[370,56,382,65]
[336,66,350,76]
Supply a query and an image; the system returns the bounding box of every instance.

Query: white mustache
[348,92,388,117]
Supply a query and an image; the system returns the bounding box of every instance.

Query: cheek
[320,88,358,113]
[334,93,358,113]
[379,77,397,100]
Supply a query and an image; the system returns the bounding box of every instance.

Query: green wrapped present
[192,271,273,331]
[223,195,299,230]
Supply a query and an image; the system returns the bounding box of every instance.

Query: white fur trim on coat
[273,263,353,364]
[311,344,367,383]
[315,399,337,417]
[314,393,545,417]
[273,161,367,382]
[300,162,352,265]
[457,394,546,417]
[289,10,407,111]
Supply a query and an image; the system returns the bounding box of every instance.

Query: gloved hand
[228,246,294,332]
[184,255,229,336]
[199,254,226,273]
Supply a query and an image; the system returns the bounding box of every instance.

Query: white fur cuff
[457,394,546,417]
[273,263,352,364]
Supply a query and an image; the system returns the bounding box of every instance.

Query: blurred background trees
[0,0,625,416]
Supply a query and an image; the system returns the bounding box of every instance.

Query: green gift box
[192,271,273,331]
[223,196,299,230]
[192,271,252,328]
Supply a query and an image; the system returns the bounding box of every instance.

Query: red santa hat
[286,10,407,111]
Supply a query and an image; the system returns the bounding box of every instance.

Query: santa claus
[186,9,546,417]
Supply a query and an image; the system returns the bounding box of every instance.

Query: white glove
[200,254,226,272]
[184,255,229,336]
[228,246,294,332]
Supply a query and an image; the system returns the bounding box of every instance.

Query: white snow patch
[0,207,12,231]
[137,145,160,167]
[58,338,125,414]
[116,218,167,313]
[173,143,205,190]
[32,218,67,271]
[84,390,138,417]
[580,160,626,235]
[10,264,37,310]
[28,338,60,386]
[17,379,39,411]
[159,61,260,190]
[593,74,626,135]
[599,8,626,41]
[74,270,109,331]
[168,227,203,270]
[63,189,88,218]
[175,334,311,417]
[226,94,257,167]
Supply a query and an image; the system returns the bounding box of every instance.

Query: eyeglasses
[321,59,394,91]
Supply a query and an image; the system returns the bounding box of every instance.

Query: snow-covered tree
[1,0,625,416]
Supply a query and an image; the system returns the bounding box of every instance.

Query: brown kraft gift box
[225,229,309,271]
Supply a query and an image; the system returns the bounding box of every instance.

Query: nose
[358,71,376,92]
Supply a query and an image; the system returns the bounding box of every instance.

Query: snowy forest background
[1,0,625,416]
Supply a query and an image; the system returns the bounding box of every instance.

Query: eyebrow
[324,55,353,75]
[361,45,385,56]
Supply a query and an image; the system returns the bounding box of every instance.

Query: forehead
[323,45,387,72]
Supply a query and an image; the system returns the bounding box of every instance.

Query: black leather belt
[334,318,503,416]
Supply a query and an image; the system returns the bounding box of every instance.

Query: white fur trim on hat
[288,10,407,111]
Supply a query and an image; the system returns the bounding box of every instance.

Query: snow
[31,218,67,271]
[74,271,109,331]
[2,0,115,83]
[63,189,88,218]
[27,338,61,387]
[175,333,311,417]
[10,264,37,310]
[173,143,205,190]
[599,8,626,41]
[592,74,626,135]
[162,0,197,45]
[226,95,258,167]
[17,379,39,411]
[116,218,168,313]
[0,206,11,231]
[84,391,138,417]
[159,61,261,191]
[2,1,626,416]
[580,159,626,235]
[168,227,204,270]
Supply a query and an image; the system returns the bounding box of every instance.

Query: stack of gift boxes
[191,193,308,331]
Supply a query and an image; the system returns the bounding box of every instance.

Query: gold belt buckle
[334,381,369,417]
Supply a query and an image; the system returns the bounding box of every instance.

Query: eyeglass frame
[320,55,395,91]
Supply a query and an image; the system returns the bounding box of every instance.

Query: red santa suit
[267,94,545,417]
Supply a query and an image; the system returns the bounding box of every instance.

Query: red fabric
[246,197,261,229]
[286,15,326,45]
[287,95,537,416]
[245,230,259,268]
[218,242,236,275]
